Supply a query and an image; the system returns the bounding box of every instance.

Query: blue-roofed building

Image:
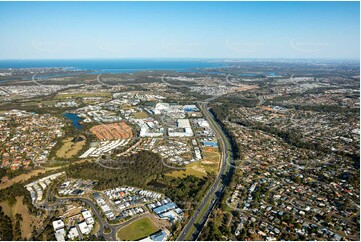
[203,141,218,147]
[153,202,177,215]
[183,105,199,112]
[150,230,168,241]
[159,210,177,221]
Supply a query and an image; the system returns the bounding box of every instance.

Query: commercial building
[177,119,191,128]
[53,220,65,231]
[55,229,66,241]
[150,230,169,241]
[154,103,170,115]
[78,221,92,235]
[183,105,199,112]
[168,119,193,137]
[203,141,218,147]
[82,210,94,225]
[68,227,79,240]
[153,202,177,215]
[53,220,66,241]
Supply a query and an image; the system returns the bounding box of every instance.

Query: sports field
[116,217,159,241]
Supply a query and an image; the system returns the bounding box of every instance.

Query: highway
[39,92,233,241]
[177,101,234,241]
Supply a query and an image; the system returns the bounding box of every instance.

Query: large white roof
[177,119,191,128]
[52,220,65,231]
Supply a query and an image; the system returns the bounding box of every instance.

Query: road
[177,101,234,241]
[43,190,159,241]
[38,86,233,241]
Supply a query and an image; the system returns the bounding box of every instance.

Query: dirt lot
[232,84,259,92]
[90,122,133,140]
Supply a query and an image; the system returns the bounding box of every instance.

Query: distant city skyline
[0,1,359,60]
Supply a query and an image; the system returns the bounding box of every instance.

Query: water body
[267,72,277,77]
[238,73,259,77]
[36,72,83,79]
[0,59,225,73]
[63,113,82,130]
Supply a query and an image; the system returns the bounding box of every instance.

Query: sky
[0,1,359,60]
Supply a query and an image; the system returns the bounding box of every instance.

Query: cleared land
[232,84,259,92]
[55,136,86,159]
[116,217,159,241]
[90,122,133,140]
[166,147,220,178]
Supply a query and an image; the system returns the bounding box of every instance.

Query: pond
[63,113,83,130]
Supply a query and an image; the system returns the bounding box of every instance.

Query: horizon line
[0,57,359,61]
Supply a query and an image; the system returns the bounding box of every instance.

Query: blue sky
[0,1,359,59]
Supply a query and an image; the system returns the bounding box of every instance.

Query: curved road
[177,101,234,241]
[44,195,157,241]
[40,82,233,241]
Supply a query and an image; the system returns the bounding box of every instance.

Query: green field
[116,217,159,241]
[55,136,86,159]
[133,111,149,119]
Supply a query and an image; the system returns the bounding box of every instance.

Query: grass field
[165,147,220,178]
[41,100,58,106]
[55,136,86,159]
[116,217,159,241]
[0,196,46,240]
[0,169,45,190]
[120,104,135,110]
[133,111,149,119]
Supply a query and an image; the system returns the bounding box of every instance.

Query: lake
[63,113,83,130]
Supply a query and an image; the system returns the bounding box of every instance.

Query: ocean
[0,59,225,73]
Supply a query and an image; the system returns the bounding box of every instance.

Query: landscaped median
[185,196,214,240]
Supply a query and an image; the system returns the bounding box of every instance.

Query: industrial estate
[0,58,359,241]
[1,0,360,240]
